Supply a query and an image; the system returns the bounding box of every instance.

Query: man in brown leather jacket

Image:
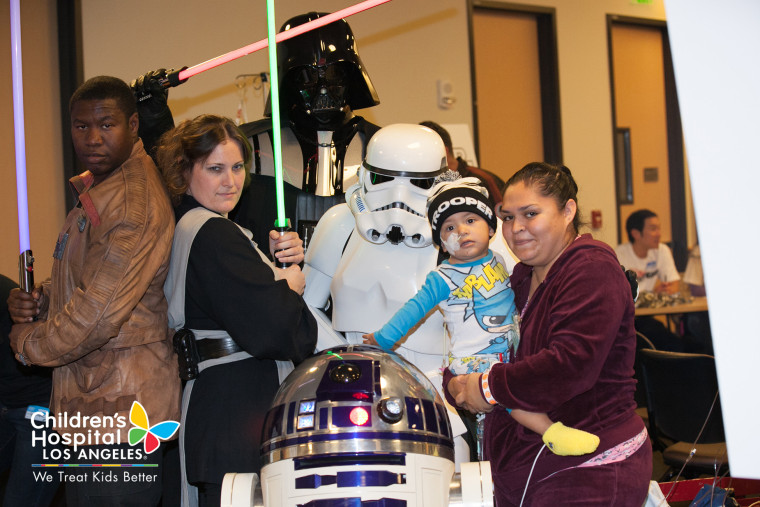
[7,76,180,505]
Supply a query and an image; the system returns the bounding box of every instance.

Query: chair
[638,349,729,480]
[633,332,656,408]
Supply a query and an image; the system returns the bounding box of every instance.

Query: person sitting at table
[615,209,683,351]
[615,209,680,294]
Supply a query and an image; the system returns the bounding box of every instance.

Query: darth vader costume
[132,12,380,250]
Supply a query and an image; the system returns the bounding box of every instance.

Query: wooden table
[635,296,708,317]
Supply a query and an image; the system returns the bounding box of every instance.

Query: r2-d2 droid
[259,345,454,506]
[221,345,493,506]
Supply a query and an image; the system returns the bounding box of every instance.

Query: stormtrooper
[303,123,516,465]
[131,12,380,250]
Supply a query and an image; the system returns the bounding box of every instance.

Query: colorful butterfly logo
[127,401,180,454]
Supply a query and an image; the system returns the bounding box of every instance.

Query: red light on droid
[352,392,369,400]
[349,407,369,426]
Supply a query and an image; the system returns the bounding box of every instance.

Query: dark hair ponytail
[505,162,583,233]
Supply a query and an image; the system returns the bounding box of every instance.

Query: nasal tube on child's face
[443,232,461,254]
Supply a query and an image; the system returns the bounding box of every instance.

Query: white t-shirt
[615,242,680,292]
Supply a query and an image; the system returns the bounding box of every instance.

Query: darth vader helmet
[266,12,380,130]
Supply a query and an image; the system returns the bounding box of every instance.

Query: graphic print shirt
[374,250,519,373]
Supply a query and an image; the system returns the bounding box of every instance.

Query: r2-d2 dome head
[266,12,380,130]
[258,345,455,506]
[347,124,447,247]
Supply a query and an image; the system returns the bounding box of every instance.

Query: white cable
[519,444,546,507]
[659,390,723,507]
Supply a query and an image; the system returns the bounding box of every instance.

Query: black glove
[131,69,171,112]
[622,265,639,303]
[131,69,175,157]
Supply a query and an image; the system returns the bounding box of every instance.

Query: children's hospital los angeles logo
[31,401,179,484]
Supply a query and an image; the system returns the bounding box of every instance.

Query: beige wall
[472,9,544,179]
[78,0,666,248]
[0,0,64,283]
[2,0,671,284]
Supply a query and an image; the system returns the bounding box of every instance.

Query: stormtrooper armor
[303,124,516,467]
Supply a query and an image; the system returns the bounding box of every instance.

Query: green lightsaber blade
[266,0,287,228]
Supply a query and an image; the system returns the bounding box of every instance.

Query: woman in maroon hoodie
[447,162,651,506]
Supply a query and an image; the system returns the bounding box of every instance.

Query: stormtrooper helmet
[347,124,447,246]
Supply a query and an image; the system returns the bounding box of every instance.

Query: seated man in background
[615,209,680,294]
[420,121,505,207]
[615,209,683,351]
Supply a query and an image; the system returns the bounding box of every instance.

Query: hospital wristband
[481,371,498,405]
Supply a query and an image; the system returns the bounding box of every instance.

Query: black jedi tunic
[175,195,317,486]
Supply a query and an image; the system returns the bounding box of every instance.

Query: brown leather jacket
[11,140,180,442]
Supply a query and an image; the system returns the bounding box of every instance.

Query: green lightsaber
[266,0,287,231]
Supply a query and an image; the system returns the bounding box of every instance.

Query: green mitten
[542,421,600,456]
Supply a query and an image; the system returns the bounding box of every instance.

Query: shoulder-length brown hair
[156,114,252,206]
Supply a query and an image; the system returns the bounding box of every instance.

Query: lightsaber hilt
[274,224,291,268]
[159,67,189,89]
[19,249,34,293]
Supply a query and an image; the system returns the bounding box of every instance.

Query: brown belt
[196,337,243,362]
